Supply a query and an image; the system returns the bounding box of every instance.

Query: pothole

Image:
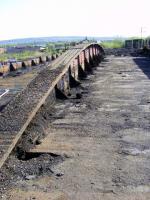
[0,152,65,196]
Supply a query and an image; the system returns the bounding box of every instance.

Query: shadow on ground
[133,57,150,79]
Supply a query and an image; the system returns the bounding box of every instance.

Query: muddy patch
[0,153,65,197]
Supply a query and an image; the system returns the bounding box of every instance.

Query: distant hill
[0,36,126,46]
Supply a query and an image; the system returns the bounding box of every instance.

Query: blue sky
[0,0,150,40]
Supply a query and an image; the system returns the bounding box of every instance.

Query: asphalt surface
[1,54,150,199]
[44,55,150,199]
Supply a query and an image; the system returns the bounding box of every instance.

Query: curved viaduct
[0,43,104,169]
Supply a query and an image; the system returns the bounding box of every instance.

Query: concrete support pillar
[92,46,98,67]
[85,49,90,63]
[77,55,87,79]
[88,46,95,68]
[51,55,55,61]
[90,47,93,58]
[10,63,16,71]
[83,48,92,73]
[73,58,79,80]
[93,47,100,65]
[81,51,85,70]
[39,57,43,64]
[55,71,70,99]
[92,46,95,57]
[68,65,80,88]
[22,61,26,68]
[79,54,84,70]
[93,46,96,56]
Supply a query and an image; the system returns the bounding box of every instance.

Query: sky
[0,0,150,40]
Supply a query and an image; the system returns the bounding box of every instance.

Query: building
[125,39,144,49]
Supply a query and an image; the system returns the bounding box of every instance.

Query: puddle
[126,185,150,193]
[122,148,150,156]
[98,107,120,112]
[68,104,87,112]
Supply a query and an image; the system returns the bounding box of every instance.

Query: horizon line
[0,35,129,43]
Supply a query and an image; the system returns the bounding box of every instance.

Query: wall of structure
[125,39,146,49]
[0,43,104,169]
[0,54,59,75]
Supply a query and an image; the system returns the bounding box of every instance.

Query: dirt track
[1,54,150,199]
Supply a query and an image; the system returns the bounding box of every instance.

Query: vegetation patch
[0,42,70,62]
[0,51,45,62]
[101,40,124,49]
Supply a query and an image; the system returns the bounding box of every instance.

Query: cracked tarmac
[2,55,150,199]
